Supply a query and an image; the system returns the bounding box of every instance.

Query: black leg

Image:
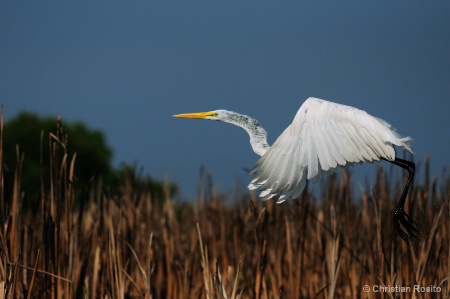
[383,157,419,245]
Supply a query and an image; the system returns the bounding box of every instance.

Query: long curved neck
[222,112,270,156]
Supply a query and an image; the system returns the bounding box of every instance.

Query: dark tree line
[2,112,176,209]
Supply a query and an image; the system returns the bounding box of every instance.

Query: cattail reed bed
[0,122,449,299]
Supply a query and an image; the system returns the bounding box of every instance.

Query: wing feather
[327,119,350,165]
[248,97,413,201]
[270,131,302,200]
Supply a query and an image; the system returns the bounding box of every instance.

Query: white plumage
[248,97,413,202]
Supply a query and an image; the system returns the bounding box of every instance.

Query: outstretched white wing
[248,97,413,202]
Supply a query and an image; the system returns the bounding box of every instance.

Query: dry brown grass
[0,115,449,298]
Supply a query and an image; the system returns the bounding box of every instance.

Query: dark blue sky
[1,1,449,199]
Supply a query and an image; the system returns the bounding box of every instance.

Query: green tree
[3,112,178,210]
[3,112,113,207]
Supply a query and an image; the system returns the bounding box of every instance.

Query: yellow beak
[173,111,216,119]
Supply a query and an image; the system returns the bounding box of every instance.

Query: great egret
[174,97,417,244]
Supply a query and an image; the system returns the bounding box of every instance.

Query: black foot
[394,208,419,246]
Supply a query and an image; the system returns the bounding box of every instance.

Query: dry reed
[0,116,448,298]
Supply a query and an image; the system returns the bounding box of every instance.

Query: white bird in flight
[174,97,418,244]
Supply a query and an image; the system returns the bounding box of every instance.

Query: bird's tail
[399,136,414,154]
[375,116,414,155]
